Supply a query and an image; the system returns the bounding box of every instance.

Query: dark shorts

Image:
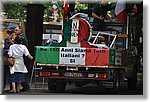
[93,20,106,31]
[9,72,25,82]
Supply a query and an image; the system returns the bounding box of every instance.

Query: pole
[126,15,129,49]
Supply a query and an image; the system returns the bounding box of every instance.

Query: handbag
[4,56,15,66]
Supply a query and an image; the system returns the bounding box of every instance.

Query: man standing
[14,26,28,46]
[92,0,113,31]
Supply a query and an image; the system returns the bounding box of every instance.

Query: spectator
[14,26,28,46]
[3,29,14,91]
[8,35,33,93]
[3,29,14,55]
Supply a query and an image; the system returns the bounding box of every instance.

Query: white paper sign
[60,47,85,65]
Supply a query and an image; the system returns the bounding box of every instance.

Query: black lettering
[71,32,78,37]
[73,22,77,29]
[94,49,106,53]
[40,48,47,51]
[70,59,75,63]
[82,54,85,58]
[50,48,59,52]
[55,48,59,52]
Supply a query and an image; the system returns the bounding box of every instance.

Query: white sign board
[60,47,85,65]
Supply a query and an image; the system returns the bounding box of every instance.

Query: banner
[36,46,110,66]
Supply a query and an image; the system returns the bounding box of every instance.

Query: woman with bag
[8,35,33,93]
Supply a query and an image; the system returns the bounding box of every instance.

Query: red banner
[85,48,109,66]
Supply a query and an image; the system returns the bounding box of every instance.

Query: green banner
[36,46,59,64]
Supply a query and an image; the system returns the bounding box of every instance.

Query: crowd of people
[2,26,33,93]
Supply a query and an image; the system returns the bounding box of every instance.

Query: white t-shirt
[8,44,29,57]
[8,44,30,74]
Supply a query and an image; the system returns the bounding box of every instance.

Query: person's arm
[8,45,13,57]
[105,15,114,22]
[92,12,104,20]
[8,38,14,45]
[24,45,33,60]
[27,54,33,60]
[92,4,104,20]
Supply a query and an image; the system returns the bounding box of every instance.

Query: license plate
[64,72,83,77]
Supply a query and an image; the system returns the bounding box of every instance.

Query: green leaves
[3,3,27,20]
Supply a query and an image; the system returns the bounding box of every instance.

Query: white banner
[60,47,85,65]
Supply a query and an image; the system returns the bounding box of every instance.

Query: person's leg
[16,82,21,93]
[21,81,30,91]
[3,65,7,91]
[93,22,100,31]
[21,73,30,91]
[9,82,16,92]
[21,56,30,92]
[9,73,17,92]
[3,65,10,90]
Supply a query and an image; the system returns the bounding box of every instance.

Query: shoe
[9,90,16,93]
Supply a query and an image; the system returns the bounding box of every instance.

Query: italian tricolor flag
[36,47,110,66]
[115,0,126,24]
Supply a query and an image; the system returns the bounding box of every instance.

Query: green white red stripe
[36,46,109,66]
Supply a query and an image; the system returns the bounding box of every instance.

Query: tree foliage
[2,2,62,22]
[3,3,27,20]
[75,1,88,11]
[2,1,90,21]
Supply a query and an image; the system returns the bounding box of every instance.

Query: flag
[115,0,126,24]
[63,0,69,13]
[63,0,69,23]
[51,1,59,12]
[36,46,110,66]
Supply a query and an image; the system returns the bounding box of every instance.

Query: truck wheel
[55,80,67,92]
[48,79,56,91]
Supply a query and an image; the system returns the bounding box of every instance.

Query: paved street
[2,73,143,95]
